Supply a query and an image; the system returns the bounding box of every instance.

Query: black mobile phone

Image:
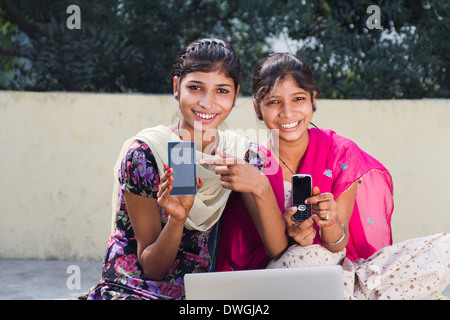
[292,174,312,222]
[167,141,197,195]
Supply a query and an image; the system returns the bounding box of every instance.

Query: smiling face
[258,74,315,145]
[174,70,239,135]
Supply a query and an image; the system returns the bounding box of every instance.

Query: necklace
[269,138,295,176]
[177,120,220,155]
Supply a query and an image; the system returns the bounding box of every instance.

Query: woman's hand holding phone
[157,164,202,225]
[286,186,339,246]
[306,186,338,228]
[284,207,316,246]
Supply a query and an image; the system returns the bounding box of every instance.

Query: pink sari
[216,128,394,271]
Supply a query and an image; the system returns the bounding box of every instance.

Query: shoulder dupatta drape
[111,125,250,232]
[216,128,394,271]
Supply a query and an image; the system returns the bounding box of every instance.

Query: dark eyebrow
[186,80,204,85]
[291,91,307,95]
[267,91,307,99]
[186,80,232,87]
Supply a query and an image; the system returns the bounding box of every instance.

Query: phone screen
[168,141,197,195]
[292,174,312,221]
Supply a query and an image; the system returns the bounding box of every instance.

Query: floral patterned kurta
[86,140,212,300]
[84,140,264,300]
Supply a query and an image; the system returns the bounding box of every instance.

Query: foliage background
[0,0,448,98]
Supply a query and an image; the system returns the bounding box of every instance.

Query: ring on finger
[325,211,330,220]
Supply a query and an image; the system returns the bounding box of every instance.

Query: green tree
[0,0,269,94]
[0,0,448,98]
[0,0,131,91]
[252,0,449,98]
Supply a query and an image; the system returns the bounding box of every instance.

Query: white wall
[1,91,449,261]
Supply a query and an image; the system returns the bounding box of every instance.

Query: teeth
[194,111,217,119]
[280,121,299,129]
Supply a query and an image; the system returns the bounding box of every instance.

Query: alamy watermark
[66,5,81,30]
[367,5,381,30]
[65,4,382,31]
[66,264,81,290]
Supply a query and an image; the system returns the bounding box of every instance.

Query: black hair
[172,38,241,92]
[252,53,320,110]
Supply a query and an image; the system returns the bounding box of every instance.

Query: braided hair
[172,38,241,92]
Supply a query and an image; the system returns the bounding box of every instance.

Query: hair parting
[172,38,241,93]
[252,53,320,112]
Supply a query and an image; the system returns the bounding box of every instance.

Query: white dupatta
[111,125,249,232]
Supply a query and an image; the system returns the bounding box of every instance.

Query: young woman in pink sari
[208,53,450,299]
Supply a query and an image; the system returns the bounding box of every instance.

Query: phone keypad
[292,204,312,222]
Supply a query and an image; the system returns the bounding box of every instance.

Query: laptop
[184,265,344,300]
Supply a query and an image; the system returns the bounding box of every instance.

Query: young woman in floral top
[83,39,279,300]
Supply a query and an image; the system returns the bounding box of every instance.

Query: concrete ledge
[1,91,449,261]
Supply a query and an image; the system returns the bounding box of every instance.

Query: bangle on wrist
[323,216,337,228]
[321,223,346,246]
